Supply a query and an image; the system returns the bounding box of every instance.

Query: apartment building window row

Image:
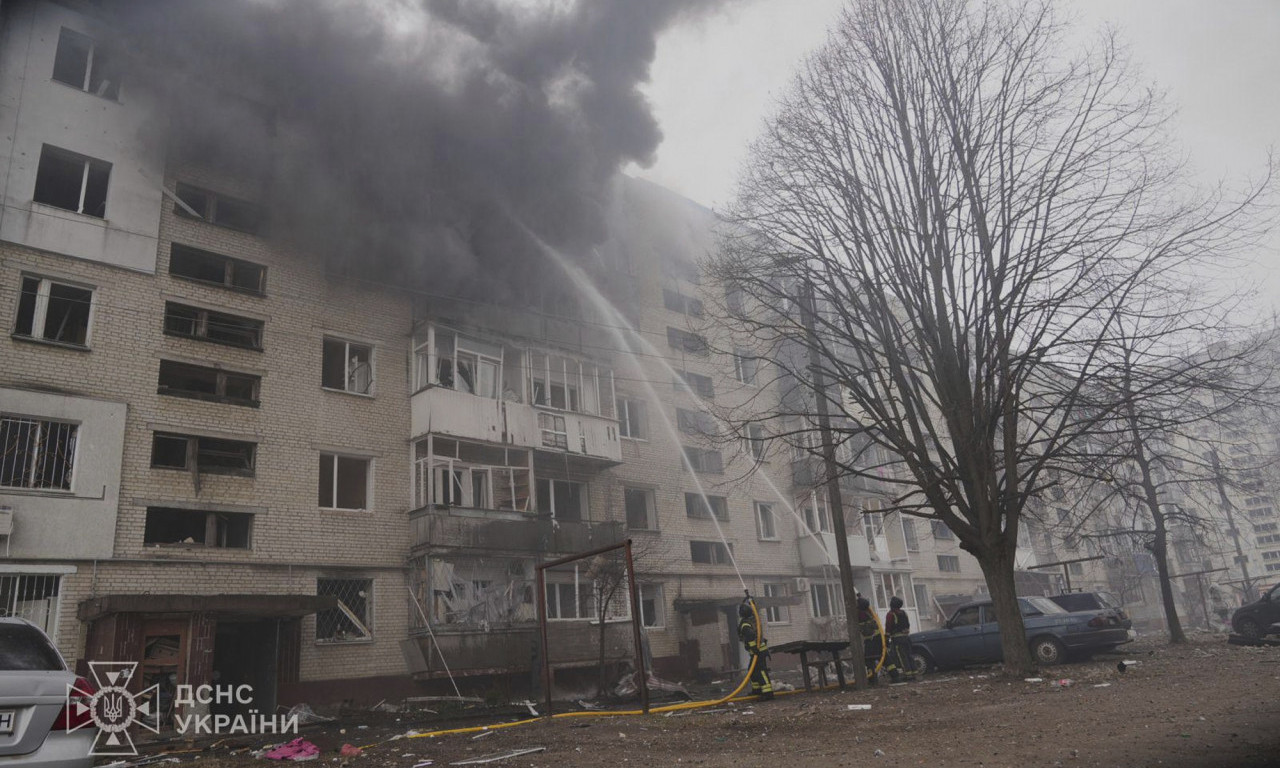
[0,416,77,491]
[52,27,120,99]
[322,338,373,395]
[683,446,723,474]
[170,244,267,295]
[676,370,715,400]
[151,432,256,476]
[755,501,778,540]
[685,492,728,522]
[158,360,260,406]
[625,487,658,530]
[690,540,733,565]
[33,145,109,218]
[662,288,704,318]
[667,327,709,356]
[414,437,531,513]
[412,326,615,418]
[810,582,844,618]
[144,506,252,549]
[319,453,371,511]
[173,182,265,234]
[762,582,790,624]
[164,302,264,350]
[14,276,92,348]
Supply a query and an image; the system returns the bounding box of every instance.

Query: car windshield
[0,623,66,671]
[1023,597,1066,615]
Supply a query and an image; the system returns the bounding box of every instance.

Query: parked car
[908,596,1131,673]
[1047,591,1133,631]
[0,618,96,768]
[1230,582,1280,639]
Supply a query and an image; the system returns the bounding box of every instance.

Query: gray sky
[635,0,1280,305]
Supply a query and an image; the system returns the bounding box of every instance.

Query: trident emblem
[67,662,161,756]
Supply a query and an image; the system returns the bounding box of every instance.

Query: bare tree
[707,0,1272,673]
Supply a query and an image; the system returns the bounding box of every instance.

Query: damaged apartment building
[0,0,998,713]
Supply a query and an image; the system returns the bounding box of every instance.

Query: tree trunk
[1150,509,1187,644]
[976,546,1036,675]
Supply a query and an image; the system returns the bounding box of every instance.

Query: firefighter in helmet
[737,599,775,699]
[856,596,884,686]
[883,596,916,681]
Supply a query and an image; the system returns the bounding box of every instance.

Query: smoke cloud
[111,0,731,291]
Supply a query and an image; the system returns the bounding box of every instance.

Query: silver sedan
[0,618,94,768]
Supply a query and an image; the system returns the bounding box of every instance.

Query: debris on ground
[847,704,872,711]
[262,738,320,761]
[285,704,334,726]
[450,748,546,765]
[338,745,362,758]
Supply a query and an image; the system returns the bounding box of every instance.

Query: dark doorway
[212,620,279,716]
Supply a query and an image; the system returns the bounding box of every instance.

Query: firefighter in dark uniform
[884,596,915,681]
[737,600,774,699]
[857,596,884,685]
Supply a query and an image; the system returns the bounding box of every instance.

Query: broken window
[666,327,708,356]
[538,412,568,450]
[624,487,657,530]
[33,145,110,218]
[316,578,372,642]
[676,371,714,399]
[810,583,844,618]
[51,27,120,99]
[173,182,265,234]
[662,289,704,317]
[322,338,373,394]
[800,491,832,533]
[163,302,263,349]
[755,501,777,540]
[144,507,252,548]
[169,244,266,294]
[420,556,537,626]
[14,276,92,347]
[537,478,585,521]
[689,540,732,565]
[733,349,758,384]
[157,360,260,406]
[639,583,665,628]
[745,423,766,460]
[684,493,728,521]
[0,416,77,490]
[416,328,506,399]
[763,582,790,624]
[528,350,614,416]
[682,446,723,474]
[416,438,531,512]
[617,398,646,440]
[319,453,370,510]
[544,576,594,621]
[150,432,256,475]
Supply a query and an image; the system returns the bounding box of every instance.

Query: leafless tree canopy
[708,0,1272,672]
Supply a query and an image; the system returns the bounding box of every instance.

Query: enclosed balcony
[798,531,873,570]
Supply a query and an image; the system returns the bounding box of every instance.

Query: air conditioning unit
[793,577,811,593]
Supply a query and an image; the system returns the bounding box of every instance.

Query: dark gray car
[909,596,1131,672]
[1231,582,1280,639]
[0,618,95,768]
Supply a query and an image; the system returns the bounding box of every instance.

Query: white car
[0,618,95,768]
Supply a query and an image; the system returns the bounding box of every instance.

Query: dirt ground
[136,637,1279,768]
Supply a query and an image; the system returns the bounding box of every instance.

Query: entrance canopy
[78,594,338,622]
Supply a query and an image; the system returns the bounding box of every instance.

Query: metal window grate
[316,578,372,642]
[1,417,77,490]
[0,574,61,635]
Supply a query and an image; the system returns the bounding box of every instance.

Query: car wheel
[1236,618,1261,639]
[909,649,934,675]
[1030,636,1066,666]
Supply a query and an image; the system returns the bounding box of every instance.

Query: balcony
[410,505,623,556]
[410,386,621,464]
[798,531,873,571]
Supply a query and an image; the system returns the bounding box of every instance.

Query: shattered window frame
[149,432,257,477]
[624,486,657,531]
[316,577,373,643]
[322,337,374,395]
[32,144,110,218]
[13,274,93,348]
[51,27,120,100]
[173,182,265,234]
[168,243,266,295]
[799,490,833,534]
[528,349,615,417]
[689,540,732,565]
[414,437,532,513]
[143,506,253,549]
[810,582,844,618]
[762,582,790,624]
[639,583,665,628]
[157,359,260,407]
[318,452,371,511]
[163,301,264,350]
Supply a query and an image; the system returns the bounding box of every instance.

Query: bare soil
[142,637,1280,768]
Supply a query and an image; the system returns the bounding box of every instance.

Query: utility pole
[801,280,869,689]
[1209,449,1257,603]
